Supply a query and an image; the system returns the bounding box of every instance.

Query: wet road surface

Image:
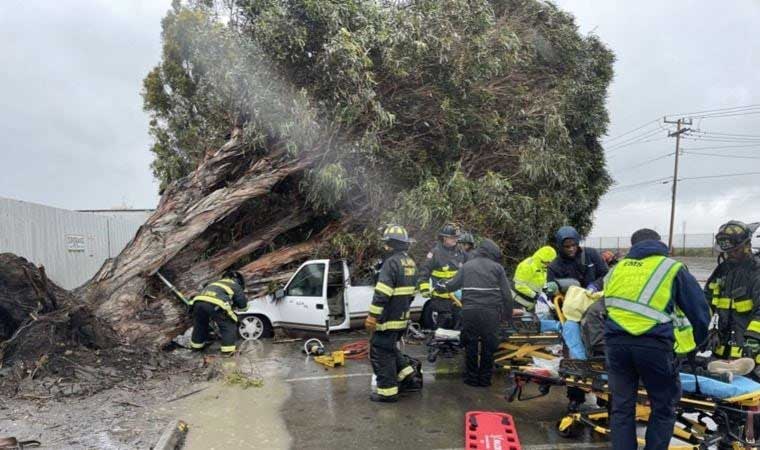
[163,334,611,450]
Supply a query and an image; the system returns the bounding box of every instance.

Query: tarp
[562,286,603,322]
[680,373,760,399]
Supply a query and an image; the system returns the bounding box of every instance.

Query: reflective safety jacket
[513,246,556,308]
[704,255,760,361]
[418,243,466,299]
[370,251,417,331]
[605,255,696,355]
[191,277,247,322]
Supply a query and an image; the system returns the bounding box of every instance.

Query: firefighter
[704,220,760,377]
[365,225,421,402]
[189,270,248,355]
[513,245,557,312]
[604,229,710,450]
[418,223,467,329]
[459,232,475,260]
[439,239,513,387]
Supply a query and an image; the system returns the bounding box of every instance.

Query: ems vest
[604,255,696,354]
[191,278,239,322]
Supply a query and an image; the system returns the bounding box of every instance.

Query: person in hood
[438,239,513,387]
[513,245,557,312]
[604,229,710,450]
[547,226,609,292]
[548,226,609,410]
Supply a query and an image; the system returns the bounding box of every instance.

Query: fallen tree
[1,0,614,373]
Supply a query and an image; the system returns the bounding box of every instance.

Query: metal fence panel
[0,197,144,289]
[582,233,717,257]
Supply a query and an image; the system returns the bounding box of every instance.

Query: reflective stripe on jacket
[605,255,696,354]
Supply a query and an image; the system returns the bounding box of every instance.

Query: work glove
[744,338,760,358]
[364,316,377,332]
[544,281,559,296]
[534,293,551,319]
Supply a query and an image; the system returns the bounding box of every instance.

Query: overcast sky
[1,1,758,236]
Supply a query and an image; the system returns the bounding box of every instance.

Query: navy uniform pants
[606,343,680,450]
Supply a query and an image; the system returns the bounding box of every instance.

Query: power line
[613,152,675,171]
[603,118,660,143]
[606,127,665,151]
[690,110,760,120]
[680,171,760,181]
[607,135,669,153]
[684,151,760,160]
[608,176,671,192]
[664,104,760,118]
[681,144,760,150]
[692,130,760,139]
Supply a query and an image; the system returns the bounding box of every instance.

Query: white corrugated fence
[0,197,150,289]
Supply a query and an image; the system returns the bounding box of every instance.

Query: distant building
[0,197,153,289]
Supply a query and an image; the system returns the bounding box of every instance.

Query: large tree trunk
[72,136,342,348]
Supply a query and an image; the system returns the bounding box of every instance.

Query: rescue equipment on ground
[465,411,522,450]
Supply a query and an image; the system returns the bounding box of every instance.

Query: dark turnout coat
[443,239,513,320]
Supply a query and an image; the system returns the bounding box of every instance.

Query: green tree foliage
[143,0,614,264]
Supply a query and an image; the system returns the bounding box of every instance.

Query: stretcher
[425,314,562,364]
[505,357,760,449]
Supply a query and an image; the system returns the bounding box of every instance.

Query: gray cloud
[554,0,760,235]
[0,0,758,236]
[0,0,170,210]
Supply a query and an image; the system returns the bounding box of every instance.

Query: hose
[341,340,369,360]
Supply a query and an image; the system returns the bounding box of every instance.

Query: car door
[278,260,329,332]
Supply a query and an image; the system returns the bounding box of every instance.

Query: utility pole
[664,117,692,252]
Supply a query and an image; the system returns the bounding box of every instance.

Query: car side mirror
[275,288,285,300]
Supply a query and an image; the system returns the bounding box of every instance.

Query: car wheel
[238,315,273,340]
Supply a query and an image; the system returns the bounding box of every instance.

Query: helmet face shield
[714,220,752,253]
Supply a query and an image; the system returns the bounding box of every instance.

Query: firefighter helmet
[715,220,753,253]
[458,232,475,245]
[224,270,246,289]
[382,224,415,243]
[438,223,460,238]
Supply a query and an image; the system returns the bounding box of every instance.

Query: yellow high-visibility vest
[605,255,696,354]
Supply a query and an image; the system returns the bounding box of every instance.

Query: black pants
[461,309,500,385]
[606,343,680,450]
[370,330,414,398]
[190,301,238,353]
[431,297,456,329]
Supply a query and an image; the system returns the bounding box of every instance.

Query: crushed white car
[235,259,430,340]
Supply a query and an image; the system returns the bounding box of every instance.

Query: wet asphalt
[227,334,611,450]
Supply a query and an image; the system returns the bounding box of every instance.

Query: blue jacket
[605,240,711,350]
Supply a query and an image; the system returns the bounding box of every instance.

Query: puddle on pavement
[155,379,292,449]
[155,342,293,450]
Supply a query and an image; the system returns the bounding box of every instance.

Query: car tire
[238,314,273,340]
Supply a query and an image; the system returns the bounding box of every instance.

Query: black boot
[370,393,399,403]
